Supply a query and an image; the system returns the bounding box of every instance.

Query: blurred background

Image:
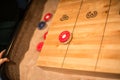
[0,0,31,51]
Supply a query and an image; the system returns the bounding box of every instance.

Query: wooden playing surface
[37,0,82,68]
[37,0,120,74]
[96,0,120,73]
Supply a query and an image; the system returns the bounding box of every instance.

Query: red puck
[59,31,71,43]
[44,13,52,21]
[37,42,44,51]
[43,31,48,40]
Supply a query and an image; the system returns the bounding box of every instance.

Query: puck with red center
[43,31,48,40]
[44,13,52,21]
[37,42,44,51]
[59,31,72,44]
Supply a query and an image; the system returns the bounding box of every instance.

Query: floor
[5,0,120,80]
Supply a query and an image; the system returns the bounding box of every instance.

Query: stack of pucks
[37,13,52,51]
[59,31,72,44]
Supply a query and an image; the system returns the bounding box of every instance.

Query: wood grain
[37,0,120,74]
[37,0,82,68]
[63,0,110,71]
[96,0,120,74]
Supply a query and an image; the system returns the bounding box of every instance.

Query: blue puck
[38,21,46,30]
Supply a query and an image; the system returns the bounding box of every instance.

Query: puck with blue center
[38,21,46,30]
